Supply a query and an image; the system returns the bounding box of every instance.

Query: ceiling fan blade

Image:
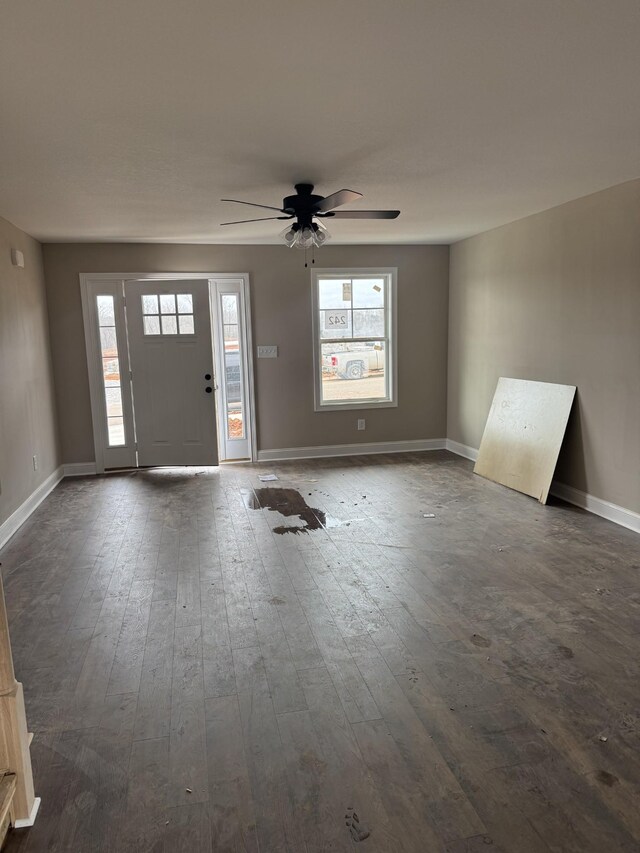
[220,216,293,225]
[314,189,363,213]
[326,210,401,219]
[221,198,285,213]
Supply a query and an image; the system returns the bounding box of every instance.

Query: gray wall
[448,179,640,514]
[42,244,450,464]
[0,216,60,527]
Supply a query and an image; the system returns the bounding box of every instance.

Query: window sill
[315,398,398,413]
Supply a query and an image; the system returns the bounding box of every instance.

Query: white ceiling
[1,1,640,244]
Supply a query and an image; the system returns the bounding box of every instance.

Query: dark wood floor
[1,451,639,852]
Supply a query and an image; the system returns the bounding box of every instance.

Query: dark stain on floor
[555,645,574,659]
[249,487,326,534]
[597,770,619,787]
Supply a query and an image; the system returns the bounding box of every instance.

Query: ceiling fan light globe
[279,222,301,247]
[299,226,314,249]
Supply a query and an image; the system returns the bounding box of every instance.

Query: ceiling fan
[220,183,400,249]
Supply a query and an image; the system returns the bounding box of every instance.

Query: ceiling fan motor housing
[282,183,325,224]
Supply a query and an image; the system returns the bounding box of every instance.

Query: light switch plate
[257,345,278,358]
[11,248,25,268]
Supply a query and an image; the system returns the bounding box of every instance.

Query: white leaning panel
[474,377,576,504]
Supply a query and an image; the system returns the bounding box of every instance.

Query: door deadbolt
[205,373,212,380]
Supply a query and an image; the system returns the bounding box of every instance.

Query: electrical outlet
[257,345,278,358]
[32,455,38,471]
[357,419,366,431]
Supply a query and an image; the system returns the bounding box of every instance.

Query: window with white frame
[312,269,397,410]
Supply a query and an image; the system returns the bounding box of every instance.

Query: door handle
[205,386,212,393]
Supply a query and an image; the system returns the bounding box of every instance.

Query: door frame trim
[79,272,257,470]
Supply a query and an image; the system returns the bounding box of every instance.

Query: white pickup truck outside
[324,346,385,379]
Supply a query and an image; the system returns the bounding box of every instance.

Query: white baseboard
[549,481,640,535]
[0,467,64,551]
[14,796,41,828]
[257,438,446,463]
[63,462,97,477]
[445,439,479,462]
[445,439,640,535]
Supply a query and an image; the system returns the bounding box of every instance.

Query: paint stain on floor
[249,487,327,534]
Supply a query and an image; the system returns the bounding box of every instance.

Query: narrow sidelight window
[96,294,125,446]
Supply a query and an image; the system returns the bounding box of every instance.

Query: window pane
[160,294,176,314]
[97,295,115,326]
[221,294,239,324]
[142,294,159,314]
[353,308,385,338]
[225,351,244,441]
[143,315,161,335]
[352,279,385,308]
[221,295,244,440]
[320,341,387,403]
[177,293,193,313]
[95,293,128,447]
[105,386,123,418]
[319,309,352,339]
[223,323,238,342]
[99,326,117,356]
[318,279,352,310]
[103,356,120,385]
[161,315,178,334]
[107,417,125,446]
[178,314,194,334]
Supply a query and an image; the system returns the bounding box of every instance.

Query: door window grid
[142,293,195,335]
[96,294,125,446]
[221,293,245,441]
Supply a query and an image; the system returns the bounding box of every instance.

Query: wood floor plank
[347,633,487,844]
[277,708,352,852]
[249,593,307,714]
[205,695,259,853]
[351,716,446,853]
[201,584,236,699]
[107,578,154,695]
[134,598,176,741]
[234,646,306,853]
[297,665,401,852]
[298,588,382,723]
[168,624,208,806]
[119,736,169,852]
